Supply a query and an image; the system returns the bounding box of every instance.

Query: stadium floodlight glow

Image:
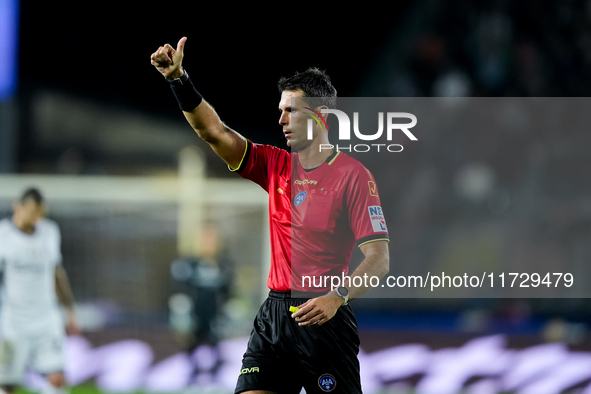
[0,0,19,101]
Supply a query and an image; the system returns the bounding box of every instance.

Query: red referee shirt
[233,139,389,292]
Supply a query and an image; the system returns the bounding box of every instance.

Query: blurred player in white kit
[0,188,80,394]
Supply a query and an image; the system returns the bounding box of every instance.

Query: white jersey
[0,218,63,337]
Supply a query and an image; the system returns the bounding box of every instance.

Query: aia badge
[318,374,336,392]
[368,205,387,232]
[294,191,307,206]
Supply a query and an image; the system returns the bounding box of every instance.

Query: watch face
[337,287,348,297]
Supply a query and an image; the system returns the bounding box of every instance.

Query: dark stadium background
[16,1,413,164]
[3,0,591,392]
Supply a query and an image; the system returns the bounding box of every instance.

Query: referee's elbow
[378,258,389,279]
[373,252,389,279]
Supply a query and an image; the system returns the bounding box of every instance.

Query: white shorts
[0,333,65,385]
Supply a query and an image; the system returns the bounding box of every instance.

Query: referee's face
[279,89,313,152]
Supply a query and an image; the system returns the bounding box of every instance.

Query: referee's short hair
[20,188,44,205]
[278,67,337,109]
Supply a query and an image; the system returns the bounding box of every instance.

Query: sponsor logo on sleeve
[368,206,387,232]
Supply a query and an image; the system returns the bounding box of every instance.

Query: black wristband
[167,69,203,112]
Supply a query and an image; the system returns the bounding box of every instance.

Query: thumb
[176,37,187,55]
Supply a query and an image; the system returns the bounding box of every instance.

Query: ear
[316,105,329,120]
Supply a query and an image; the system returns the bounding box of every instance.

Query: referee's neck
[297,146,334,170]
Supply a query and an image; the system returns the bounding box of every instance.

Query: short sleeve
[227,137,250,173]
[229,139,289,193]
[346,167,390,247]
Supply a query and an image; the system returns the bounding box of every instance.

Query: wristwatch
[335,286,349,305]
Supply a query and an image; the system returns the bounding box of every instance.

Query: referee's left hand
[291,294,344,327]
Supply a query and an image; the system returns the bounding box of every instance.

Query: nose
[279,111,288,127]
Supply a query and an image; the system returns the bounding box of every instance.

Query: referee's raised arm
[150,37,246,170]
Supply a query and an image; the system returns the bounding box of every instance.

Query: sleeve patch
[368,205,387,232]
[368,181,378,197]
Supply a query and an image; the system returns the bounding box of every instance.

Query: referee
[151,37,389,394]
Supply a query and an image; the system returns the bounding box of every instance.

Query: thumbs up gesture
[151,37,187,79]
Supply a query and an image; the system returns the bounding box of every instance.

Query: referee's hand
[151,37,187,80]
[291,294,344,327]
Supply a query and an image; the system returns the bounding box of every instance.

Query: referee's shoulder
[252,141,290,154]
[252,141,292,162]
[335,151,374,175]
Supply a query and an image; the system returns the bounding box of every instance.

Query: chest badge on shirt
[368,205,387,232]
[294,191,307,206]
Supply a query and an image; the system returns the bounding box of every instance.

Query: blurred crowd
[346,0,591,320]
[380,0,591,98]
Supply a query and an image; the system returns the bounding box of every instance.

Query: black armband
[167,69,203,112]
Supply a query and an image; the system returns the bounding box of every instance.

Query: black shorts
[234,290,361,394]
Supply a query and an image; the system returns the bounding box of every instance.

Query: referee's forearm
[347,253,389,301]
[182,100,225,143]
